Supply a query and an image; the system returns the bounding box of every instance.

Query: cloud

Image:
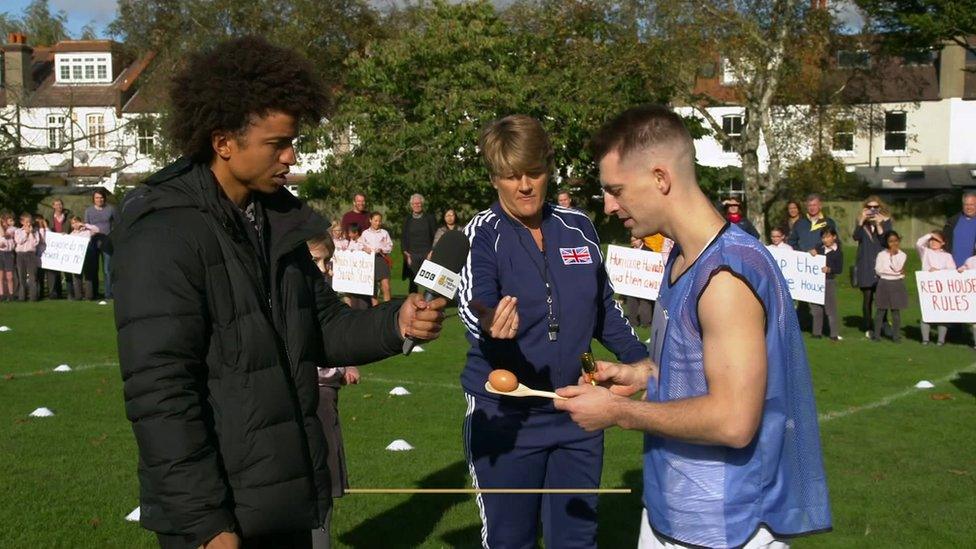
[833,0,865,33]
[50,0,117,36]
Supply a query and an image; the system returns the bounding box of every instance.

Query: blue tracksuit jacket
[458,202,648,404]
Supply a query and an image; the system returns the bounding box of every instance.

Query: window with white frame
[136,120,155,156]
[722,115,743,153]
[721,58,740,85]
[883,111,907,152]
[87,114,106,149]
[47,114,66,149]
[55,54,112,84]
[837,50,871,69]
[832,119,855,152]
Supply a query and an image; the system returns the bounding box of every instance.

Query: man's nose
[604,192,618,215]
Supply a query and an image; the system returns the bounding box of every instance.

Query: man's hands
[553,384,620,431]
[554,358,656,431]
[471,296,519,339]
[342,366,361,385]
[201,531,240,549]
[586,358,654,397]
[397,294,447,341]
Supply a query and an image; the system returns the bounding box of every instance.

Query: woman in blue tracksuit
[458,114,649,548]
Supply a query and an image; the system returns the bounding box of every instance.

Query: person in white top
[872,230,908,342]
[13,212,43,301]
[916,231,956,345]
[360,212,394,304]
[766,226,793,251]
[0,212,17,301]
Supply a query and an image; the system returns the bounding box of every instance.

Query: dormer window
[55,53,112,84]
[837,50,871,69]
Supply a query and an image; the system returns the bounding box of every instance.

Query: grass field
[1,245,975,548]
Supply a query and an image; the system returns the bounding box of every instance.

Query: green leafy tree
[858,0,976,57]
[107,0,383,162]
[783,152,868,201]
[305,0,671,231]
[651,0,879,236]
[0,0,71,46]
[0,158,45,215]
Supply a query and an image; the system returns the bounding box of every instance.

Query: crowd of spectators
[0,190,115,302]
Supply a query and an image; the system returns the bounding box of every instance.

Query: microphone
[402,230,470,355]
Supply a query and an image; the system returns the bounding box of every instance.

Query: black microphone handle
[402,289,438,355]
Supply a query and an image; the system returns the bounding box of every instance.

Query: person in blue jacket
[458,114,650,548]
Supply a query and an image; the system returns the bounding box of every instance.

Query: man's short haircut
[479,114,554,179]
[168,36,329,163]
[962,190,976,200]
[410,193,424,204]
[806,193,822,203]
[92,189,107,200]
[590,104,694,165]
[354,192,366,200]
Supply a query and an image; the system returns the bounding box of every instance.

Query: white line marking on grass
[366,376,460,390]
[819,361,976,423]
[3,361,118,378]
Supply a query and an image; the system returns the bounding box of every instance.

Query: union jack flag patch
[560,246,592,265]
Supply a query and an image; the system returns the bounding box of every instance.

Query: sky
[3,0,865,41]
[4,0,118,39]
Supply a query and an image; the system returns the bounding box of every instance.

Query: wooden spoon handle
[526,389,567,400]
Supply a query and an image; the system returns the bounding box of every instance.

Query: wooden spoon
[484,381,566,400]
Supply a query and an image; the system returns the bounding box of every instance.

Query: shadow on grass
[597,469,643,547]
[951,372,976,400]
[439,525,483,548]
[843,315,865,330]
[340,461,472,548]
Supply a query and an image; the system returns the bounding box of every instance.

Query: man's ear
[212,130,234,161]
[653,165,672,196]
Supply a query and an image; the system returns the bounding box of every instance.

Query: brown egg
[488,369,518,392]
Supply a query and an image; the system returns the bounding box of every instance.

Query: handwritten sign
[331,250,375,295]
[605,245,666,300]
[915,270,976,323]
[766,248,826,305]
[40,232,91,275]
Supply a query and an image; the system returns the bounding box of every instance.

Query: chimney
[3,32,35,105]
[938,41,966,99]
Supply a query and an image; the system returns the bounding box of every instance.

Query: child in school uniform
[343,224,370,309]
[767,226,793,251]
[872,230,908,342]
[0,212,17,301]
[811,227,843,340]
[306,234,360,549]
[69,216,101,300]
[916,231,956,345]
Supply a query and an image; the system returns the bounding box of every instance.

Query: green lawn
[1,246,974,548]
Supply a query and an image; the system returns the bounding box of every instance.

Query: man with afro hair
[112,36,447,549]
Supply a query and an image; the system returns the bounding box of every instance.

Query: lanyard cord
[507,214,559,341]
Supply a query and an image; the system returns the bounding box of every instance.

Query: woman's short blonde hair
[479,114,554,180]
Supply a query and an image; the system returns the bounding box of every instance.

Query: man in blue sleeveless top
[555,105,831,548]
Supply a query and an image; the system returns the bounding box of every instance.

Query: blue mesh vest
[643,224,831,548]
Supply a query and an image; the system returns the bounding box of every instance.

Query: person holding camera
[853,195,893,338]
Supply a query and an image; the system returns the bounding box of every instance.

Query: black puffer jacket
[113,158,404,546]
